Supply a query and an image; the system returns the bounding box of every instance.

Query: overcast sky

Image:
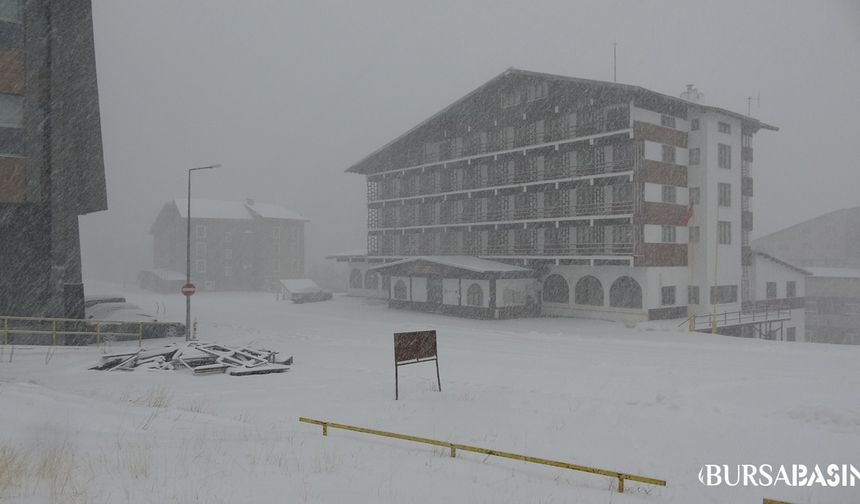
[80,0,860,282]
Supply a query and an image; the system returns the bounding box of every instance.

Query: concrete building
[0,0,106,318]
[754,206,860,269]
[804,268,860,345]
[755,208,860,344]
[332,68,802,335]
[142,199,307,292]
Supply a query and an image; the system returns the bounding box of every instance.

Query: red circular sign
[181,283,196,297]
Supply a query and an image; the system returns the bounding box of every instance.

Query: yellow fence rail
[763,499,795,504]
[1,315,152,347]
[299,417,666,493]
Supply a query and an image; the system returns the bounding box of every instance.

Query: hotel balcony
[367,112,633,185]
[371,200,633,231]
[370,158,635,202]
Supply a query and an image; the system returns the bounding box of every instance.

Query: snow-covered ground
[1,281,857,503]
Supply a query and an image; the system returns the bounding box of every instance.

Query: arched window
[466,283,484,306]
[542,274,569,303]
[393,279,408,300]
[609,276,642,308]
[349,269,363,289]
[574,276,603,306]
[364,270,379,290]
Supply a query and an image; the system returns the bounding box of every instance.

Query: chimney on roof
[246,198,255,206]
[680,84,704,104]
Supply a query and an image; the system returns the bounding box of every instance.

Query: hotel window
[718,183,731,207]
[662,144,676,163]
[662,185,677,203]
[195,242,207,259]
[661,115,676,128]
[195,224,206,239]
[0,94,23,127]
[718,143,731,169]
[661,225,676,243]
[689,187,700,204]
[691,118,700,131]
[195,260,206,274]
[689,226,700,243]
[786,281,797,298]
[786,327,796,342]
[718,122,731,134]
[766,282,777,299]
[224,265,232,277]
[688,286,700,304]
[661,286,676,306]
[224,231,232,243]
[718,221,731,244]
[689,147,700,165]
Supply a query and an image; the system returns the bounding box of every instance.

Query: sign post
[393,330,441,400]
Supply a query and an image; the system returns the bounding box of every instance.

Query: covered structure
[370,256,538,319]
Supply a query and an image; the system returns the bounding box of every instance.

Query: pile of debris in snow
[90,342,292,376]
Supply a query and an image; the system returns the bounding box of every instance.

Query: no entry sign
[181,283,196,297]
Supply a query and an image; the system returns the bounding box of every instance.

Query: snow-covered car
[280,279,333,303]
[86,302,185,339]
[83,294,127,309]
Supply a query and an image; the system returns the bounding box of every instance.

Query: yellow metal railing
[763,499,795,504]
[1,315,149,347]
[299,417,666,493]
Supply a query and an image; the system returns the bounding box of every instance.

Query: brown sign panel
[393,330,440,400]
[394,330,437,363]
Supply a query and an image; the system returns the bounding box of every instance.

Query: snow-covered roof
[370,256,531,273]
[173,199,307,221]
[280,278,325,293]
[754,251,811,276]
[807,267,860,279]
[246,201,309,221]
[325,249,368,259]
[347,67,777,174]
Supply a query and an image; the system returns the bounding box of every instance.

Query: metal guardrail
[680,307,792,331]
[0,315,163,347]
[299,417,666,494]
[763,499,795,504]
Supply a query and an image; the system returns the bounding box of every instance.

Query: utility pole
[186,164,221,341]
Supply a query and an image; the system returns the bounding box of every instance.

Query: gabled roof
[246,201,309,221]
[753,206,860,243]
[172,199,308,221]
[754,250,812,276]
[347,67,778,174]
[369,256,531,274]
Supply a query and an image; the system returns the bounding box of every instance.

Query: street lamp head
[189,163,222,172]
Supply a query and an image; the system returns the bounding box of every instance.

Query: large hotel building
[331,68,806,339]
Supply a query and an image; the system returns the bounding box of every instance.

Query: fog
[80,0,860,283]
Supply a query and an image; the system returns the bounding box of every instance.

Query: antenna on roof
[746,91,760,116]
[613,41,617,82]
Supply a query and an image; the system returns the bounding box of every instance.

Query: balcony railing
[371,112,632,183]
[373,159,635,201]
[372,201,633,230]
[484,242,633,256]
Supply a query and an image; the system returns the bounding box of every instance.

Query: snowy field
[1,282,858,504]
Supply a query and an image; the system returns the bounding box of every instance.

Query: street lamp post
[186,164,221,341]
